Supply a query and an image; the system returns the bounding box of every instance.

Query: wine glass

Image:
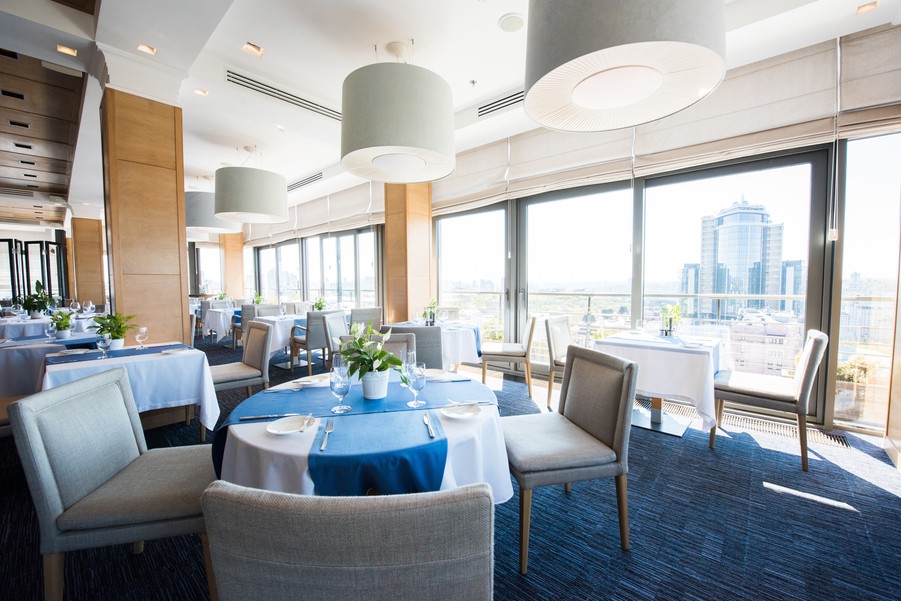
[438,309,449,324]
[69,300,81,313]
[329,365,351,414]
[44,321,57,341]
[405,362,427,408]
[96,334,112,359]
[400,349,416,388]
[135,326,149,349]
[10,303,24,322]
[83,300,94,315]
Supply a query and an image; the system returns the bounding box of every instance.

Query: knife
[423,412,435,438]
[239,413,301,421]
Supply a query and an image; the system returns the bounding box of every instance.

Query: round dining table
[214,371,513,503]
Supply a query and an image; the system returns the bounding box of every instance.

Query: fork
[320,418,334,451]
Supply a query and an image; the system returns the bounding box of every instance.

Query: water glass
[44,322,57,341]
[329,365,351,414]
[405,362,427,408]
[97,334,112,359]
[83,300,94,315]
[69,300,81,313]
[135,326,149,349]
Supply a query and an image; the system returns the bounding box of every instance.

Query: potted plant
[89,312,136,350]
[312,297,326,311]
[338,322,403,399]
[421,299,438,325]
[252,292,264,305]
[20,280,56,318]
[660,303,682,336]
[49,310,74,339]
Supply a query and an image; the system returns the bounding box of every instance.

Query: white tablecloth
[440,323,481,368]
[41,343,220,429]
[0,343,61,398]
[0,316,99,338]
[206,308,236,342]
[594,331,721,429]
[254,315,303,355]
[221,380,513,503]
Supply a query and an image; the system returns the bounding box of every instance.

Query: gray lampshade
[524,0,725,132]
[185,192,242,233]
[341,62,455,183]
[214,166,288,224]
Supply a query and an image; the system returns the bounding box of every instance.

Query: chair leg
[709,397,725,449]
[524,360,533,398]
[798,412,809,471]
[481,360,488,385]
[132,541,144,554]
[519,488,532,575]
[615,474,630,551]
[201,532,219,601]
[43,552,64,601]
[564,482,571,494]
[246,386,252,398]
[307,350,314,376]
[546,366,554,409]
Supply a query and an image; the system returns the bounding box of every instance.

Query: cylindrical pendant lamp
[341,62,455,183]
[524,0,726,132]
[185,192,242,233]
[214,166,287,224]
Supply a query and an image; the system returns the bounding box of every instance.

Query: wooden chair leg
[524,360,533,398]
[519,488,532,575]
[481,360,488,384]
[709,397,725,449]
[43,552,64,601]
[615,474,630,551]
[798,412,809,471]
[246,386,252,398]
[564,482,571,494]
[201,532,219,601]
[132,541,144,554]
[200,423,206,443]
[307,350,314,376]
[546,366,555,409]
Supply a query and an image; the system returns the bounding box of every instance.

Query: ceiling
[0,0,899,233]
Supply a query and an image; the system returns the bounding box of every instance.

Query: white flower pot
[109,338,125,350]
[55,329,71,339]
[361,370,390,400]
[29,310,43,319]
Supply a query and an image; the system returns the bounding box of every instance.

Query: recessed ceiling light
[56,44,77,57]
[242,42,266,58]
[856,1,878,14]
[81,202,90,206]
[498,13,525,33]
[275,124,285,132]
[194,88,209,97]
[137,44,157,56]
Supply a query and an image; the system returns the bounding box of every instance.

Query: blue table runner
[45,343,190,365]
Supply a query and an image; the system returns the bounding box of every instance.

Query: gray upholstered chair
[8,368,216,601]
[381,325,443,369]
[322,311,349,369]
[290,310,340,375]
[481,316,536,398]
[230,312,242,350]
[545,315,572,409]
[201,480,494,601]
[501,345,638,574]
[210,321,272,397]
[711,329,828,471]
[340,332,415,364]
[349,306,383,330]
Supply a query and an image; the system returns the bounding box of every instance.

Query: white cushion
[714,370,795,402]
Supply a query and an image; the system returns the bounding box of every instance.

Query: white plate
[58,349,89,355]
[266,415,314,435]
[440,404,481,420]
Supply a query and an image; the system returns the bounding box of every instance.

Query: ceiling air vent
[0,187,34,197]
[287,172,323,192]
[477,90,524,118]
[226,70,341,122]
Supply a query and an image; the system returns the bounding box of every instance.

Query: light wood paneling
[70,218,105,304]
[384,182,434,323]
[102,88,190,346]
[221,233,244,299]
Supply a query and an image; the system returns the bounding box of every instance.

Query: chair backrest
[382,325,443,369]
[437,306,461,321]
[9,368,145,548]
[322,311,349,353]
[340,332,416,363]
[256,305,281,318]
[792,329,829,411]
[242,322,272,382]
[202,480,494,601]
[349,307,383,331]
[200,300,212,322]
[545,316,572,364]
[523,316,537,352]
[558,345,638,469]
[303,310,341,349]
[210,300,230,310]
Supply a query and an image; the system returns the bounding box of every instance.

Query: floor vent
[634,397,850,448]
[226,70,341,121]
[287,172,323,192]
[477,90,524,118]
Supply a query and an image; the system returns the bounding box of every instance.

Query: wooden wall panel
[384,182,433,323]
[102,88,190,346]
[70,218,105,305]
[221,232,245,299]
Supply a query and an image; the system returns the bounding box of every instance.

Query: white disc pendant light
[524,0,726,132]
[185,192,242,233]
[341,58,455,183]
[214,166,287,224]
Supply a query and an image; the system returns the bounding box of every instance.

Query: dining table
[594,330,724,437]
[386,321,482,370]
[40,342,220,430]
[214,370,513,503]
[254,314,305,355]
[205,307,240,343]
[0,314,100,338]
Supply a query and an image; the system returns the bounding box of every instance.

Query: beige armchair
[545,315,572,409]
[210,321,272,398]
[322,311,349,369]
[481,317,536,398]
[290,310,341,375]
[349,306,383,330]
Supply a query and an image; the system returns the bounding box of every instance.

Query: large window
[437,209,506,341]
[305,229,377,309]
[197,245,222,295]
[833,133,901,430]
[257,246,277,302]
[277,242,301,301]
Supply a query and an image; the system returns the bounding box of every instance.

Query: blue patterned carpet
[1,336,899,600]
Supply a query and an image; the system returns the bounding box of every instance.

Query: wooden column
[69,218,106,306]
[384,182,434,323]
[100,89,190,345]
[221,232,245,300]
